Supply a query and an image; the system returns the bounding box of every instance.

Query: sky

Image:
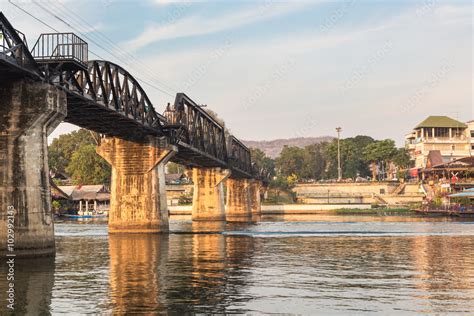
[2,0,472,145]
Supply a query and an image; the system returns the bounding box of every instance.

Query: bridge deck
[64,91,162,141]
[0,56,40,82]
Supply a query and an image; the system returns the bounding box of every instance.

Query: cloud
[125,1,316,51]
[133,2,471,144]
[3,0,104,44]
[7,0,468,144]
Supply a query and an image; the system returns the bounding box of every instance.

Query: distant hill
[243,136,335,158]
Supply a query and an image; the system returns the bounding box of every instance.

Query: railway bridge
[0,13,263,256]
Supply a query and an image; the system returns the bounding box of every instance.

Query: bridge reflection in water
[107,224,256,314]
[0,219,473,314]
[108,234,168,313]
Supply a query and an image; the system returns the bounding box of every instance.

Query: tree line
[48,129,411,186]
[251,135,412,188]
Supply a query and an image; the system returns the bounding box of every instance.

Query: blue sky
[2,0,472,145]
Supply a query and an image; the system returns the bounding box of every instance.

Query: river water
[1,215,474,315]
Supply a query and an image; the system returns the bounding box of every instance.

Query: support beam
[192,168,230,221]
[249,180,263,214]
[0,79,67,257]
[97,137,176,233]
[226,178,251,221]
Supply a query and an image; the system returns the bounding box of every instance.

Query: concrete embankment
[293,182,424,205]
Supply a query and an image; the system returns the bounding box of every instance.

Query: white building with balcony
[468,120,474,151]
[405,116,473,169]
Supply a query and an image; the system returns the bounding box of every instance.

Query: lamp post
[336,127,342,181]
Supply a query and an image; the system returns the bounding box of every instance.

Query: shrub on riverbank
[334,208,413,214]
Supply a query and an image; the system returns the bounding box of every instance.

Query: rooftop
[426,150,444,168]
[415,116,467,129]
[58,185,109,201]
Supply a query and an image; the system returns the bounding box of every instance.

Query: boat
[61,209,108,219]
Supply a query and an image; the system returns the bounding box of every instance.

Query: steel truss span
[0,12,256,179]
[59,60,166,141]
[165,93,253,178]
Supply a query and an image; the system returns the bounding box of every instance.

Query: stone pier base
[0,80,67,257]
[249,180,263,214]
[97,137,176,233]
[192,168,230,221]
[226,178,251,221]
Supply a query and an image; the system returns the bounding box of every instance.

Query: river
[1,215,474,314]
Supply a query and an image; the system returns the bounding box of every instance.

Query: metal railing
[31,32,87,68]
[412,136,468,144]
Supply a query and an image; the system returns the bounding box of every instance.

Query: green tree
[363,139,398,180]
[325,137,370,179]
[250,148,275,179]
[393,147,412,169]
[49,129,96,174]
[392,147,413,180]
[351,135,375,178]
[352,135,375,148]
[301,142,329,180]
[269,174,294,192]
[51,200,61,212]
[364,142,381,180]
[66,144,111,185]
[275,146,305,178]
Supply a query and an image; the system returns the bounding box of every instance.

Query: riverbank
[168,204,413,216]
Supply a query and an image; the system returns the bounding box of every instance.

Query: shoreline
[168,204,414,216]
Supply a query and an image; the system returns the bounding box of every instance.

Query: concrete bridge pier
[0,80,67,257]
[225,178,251,221]
[192,167,231,221]
[97,137,176,233]
[249,180,263,214]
